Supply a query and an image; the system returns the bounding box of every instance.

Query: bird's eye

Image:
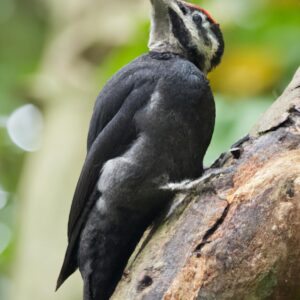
[192,13,203,25]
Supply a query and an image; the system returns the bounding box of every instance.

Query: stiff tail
[56,237,78,291]
[56,189,101,291]
[78,205,149,300]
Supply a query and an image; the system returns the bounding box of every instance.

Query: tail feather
[56,189,101,291]
[78,207,150,300]
[56,238,78,291]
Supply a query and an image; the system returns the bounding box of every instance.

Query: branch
[111,67,300,300]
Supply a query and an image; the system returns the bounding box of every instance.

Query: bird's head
[149,0,224,73]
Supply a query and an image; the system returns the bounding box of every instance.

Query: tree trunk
[111,67,300,300]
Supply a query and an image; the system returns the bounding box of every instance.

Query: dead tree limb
[111,67,300,300]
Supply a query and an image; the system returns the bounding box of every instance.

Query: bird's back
[57,53,215,298]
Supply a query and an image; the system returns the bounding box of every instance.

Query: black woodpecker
[57,0,224,299]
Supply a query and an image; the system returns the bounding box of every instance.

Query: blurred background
[0,0,299,299]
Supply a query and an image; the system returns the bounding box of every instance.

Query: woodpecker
[57,0,224,299]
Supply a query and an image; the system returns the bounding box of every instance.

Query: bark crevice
[194,202,230,255]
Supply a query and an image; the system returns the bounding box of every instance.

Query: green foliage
[0,0,47,291]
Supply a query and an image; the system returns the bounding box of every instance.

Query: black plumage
[57,1,224,299]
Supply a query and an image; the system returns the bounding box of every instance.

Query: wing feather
[57,70,156,289]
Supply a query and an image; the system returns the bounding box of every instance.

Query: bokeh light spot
[7,104,44,152]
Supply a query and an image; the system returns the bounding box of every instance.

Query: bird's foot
[161,179,194,192]
[160,168,231,193]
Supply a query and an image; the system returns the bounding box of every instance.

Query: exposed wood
[111,67,300,300]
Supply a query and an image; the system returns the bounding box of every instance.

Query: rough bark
[111,67,300,300]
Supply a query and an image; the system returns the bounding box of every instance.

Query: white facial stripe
[181,10,220,72]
